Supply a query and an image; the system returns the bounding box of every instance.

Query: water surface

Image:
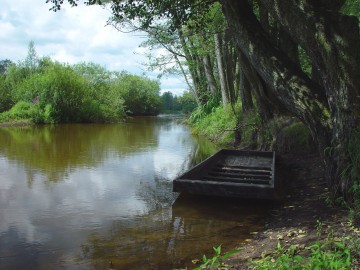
[0,116,271,269]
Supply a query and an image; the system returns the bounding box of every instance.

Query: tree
[0,59,14,75]
[161,91,175,112]
[24,41,39,71]
[110,73,161,115]
[0,60,14,112]
[178,91,197,113]
[47,0,360,199]
[219,0,360,197]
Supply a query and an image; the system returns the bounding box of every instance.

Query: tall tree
[24,41,39,71]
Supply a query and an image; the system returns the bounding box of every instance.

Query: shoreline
[0,120,34,128]
[225,152,358,269]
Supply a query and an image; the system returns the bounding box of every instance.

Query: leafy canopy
[47,0,214,32]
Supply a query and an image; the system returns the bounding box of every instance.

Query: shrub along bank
[188,101,315,153]
[0,41,168,124]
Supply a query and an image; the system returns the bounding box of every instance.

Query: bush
[273,121,315,154]
[111,73,161,115]
[190,103,240,145]
[0,101,35,122]
[252,237,356,270]
[0,75,13,113]
[5,62,126,123]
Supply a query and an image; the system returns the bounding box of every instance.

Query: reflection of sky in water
[0,118,206,269]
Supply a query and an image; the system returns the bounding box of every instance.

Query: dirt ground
[227,152,360,269]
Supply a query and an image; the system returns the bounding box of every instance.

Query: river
[0,116,271,269]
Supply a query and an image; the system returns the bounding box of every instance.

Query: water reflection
[0,116,271,270]
[79,195,271,270]
[0,120,161,184]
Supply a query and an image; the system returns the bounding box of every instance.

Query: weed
[0,101,35,122]
[189,103,240,145]
[191,245,239,270]
[251,233,357,270]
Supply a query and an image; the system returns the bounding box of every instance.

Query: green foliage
[237,109,262,146]
[1,42,168,124]
[0,101,36,122]
[252,237,355,270]
[0,59,14,75]
[298,46,312,77]
[24,41,39,72]
[277,121,315,153]
[5,64,30,101]
[111,73,161,115]
[347,129,360,182]
[341,0,360,17]
[160,90,197,114]
[178,91,197,113]
[48,0,213,33]
[0,75,12,113]
[252,223,360,270]
[1,59,127,124]
[190,103,239,145]
[342,129,360,223]
[192,245,239,270]
[161,91,180,112]
[1,45,169,124]
[188,95,220,123]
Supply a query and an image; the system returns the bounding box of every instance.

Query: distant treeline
[0,42,196,124]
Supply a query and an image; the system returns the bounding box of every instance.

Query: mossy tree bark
[220,0,360,197]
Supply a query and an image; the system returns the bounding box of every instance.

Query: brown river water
[0,116,273,269]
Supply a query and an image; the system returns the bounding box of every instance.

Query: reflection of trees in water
[0,121,159,185]
[134,126,218,213]
[0,116,218,187]
[134,137,217,213]
[136,176,178,212]
[188,136,219,167]
[78,195,273,270]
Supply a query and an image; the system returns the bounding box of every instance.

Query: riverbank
[0,120,33,128]
[226,152,360,269]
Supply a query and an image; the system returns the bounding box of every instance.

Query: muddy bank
[226,153,358,269]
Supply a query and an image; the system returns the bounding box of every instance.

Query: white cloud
[0,0,187,94]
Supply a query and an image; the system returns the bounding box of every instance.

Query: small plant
[316,219,323,238]
[193,245,239,270]
[251,235,356,270]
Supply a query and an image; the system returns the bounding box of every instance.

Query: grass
[177,245,239,270]
[0,101,35,123]
[189,104,239,146]
[251,222,360,270]
[188,102,314,153]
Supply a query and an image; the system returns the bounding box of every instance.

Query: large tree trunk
[223,30,237,104]
[220,0,360,197]
[219,0,331,159]
[214,32,230,106]
[238,51,272,121]
[259,0,360,196]
[237,59,253,113]
[202,53,218,96]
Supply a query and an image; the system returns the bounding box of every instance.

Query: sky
[0,0,186,95]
